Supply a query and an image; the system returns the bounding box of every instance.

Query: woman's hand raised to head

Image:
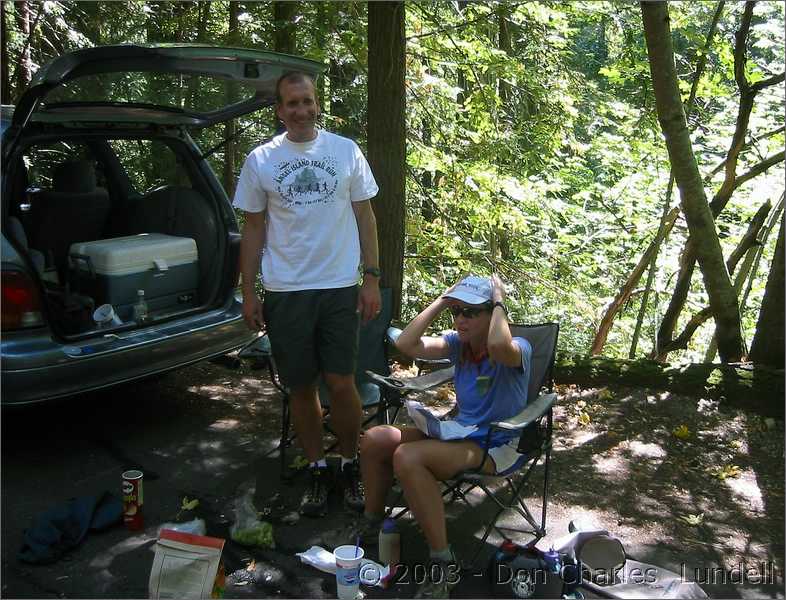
[490,273,506,304]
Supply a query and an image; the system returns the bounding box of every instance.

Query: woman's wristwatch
[492,301,508,316]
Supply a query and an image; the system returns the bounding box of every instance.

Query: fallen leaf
[578,412,591,426]
[729,440,743,450]
[597,388,613,401]
[290,455,309,470]
[246,560,256,572]
[714,464,742,480]
[181,497,199,511]
[672,425,691,439]
[679,513,704,526]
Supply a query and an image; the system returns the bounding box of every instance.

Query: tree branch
[729,151,785,193]
[704,125,785,181]
[751,72,785,93]
[733,2,754,92]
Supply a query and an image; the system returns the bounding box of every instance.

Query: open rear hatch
[3,44,323,338]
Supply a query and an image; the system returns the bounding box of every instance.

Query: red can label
[122,469,144,530]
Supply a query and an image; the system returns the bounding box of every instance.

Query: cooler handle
[69,253,96,279]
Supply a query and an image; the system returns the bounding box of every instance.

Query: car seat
[27,160,111,281]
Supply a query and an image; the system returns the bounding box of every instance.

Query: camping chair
[240,288,402,479]
[366,322,559,568]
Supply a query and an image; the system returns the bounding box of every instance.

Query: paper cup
[334,544,364,600]
[93,303,122,328]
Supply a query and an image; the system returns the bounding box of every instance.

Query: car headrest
[53,160,97,194]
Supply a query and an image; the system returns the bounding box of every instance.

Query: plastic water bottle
[544,547,561,575]
[133,289,149,323]
[378,518,400,566]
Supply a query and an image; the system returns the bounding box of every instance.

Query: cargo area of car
[4,134,227,338]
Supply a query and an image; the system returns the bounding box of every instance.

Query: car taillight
[2,270,44,329]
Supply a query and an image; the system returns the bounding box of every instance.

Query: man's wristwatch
[363,267,382,278]
[493,301,508,316]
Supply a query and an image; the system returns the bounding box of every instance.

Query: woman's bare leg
[393,439,491,551]
[359,425,425,515]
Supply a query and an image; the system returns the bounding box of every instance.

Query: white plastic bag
[229,490,275,548]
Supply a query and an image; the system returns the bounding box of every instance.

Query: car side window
[24,141,93,190]
[108,139,193,195]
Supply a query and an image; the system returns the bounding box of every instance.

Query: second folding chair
[366,321,560,568]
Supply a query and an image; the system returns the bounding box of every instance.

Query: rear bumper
[2,301,256,406]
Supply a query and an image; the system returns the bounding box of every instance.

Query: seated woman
[358,274,532,599]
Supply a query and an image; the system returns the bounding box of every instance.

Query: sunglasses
[448,305,489,319]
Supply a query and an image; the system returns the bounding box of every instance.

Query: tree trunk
[640,1,744,363]
[222,1,240,199]
[273,1,297,54]
[630,2,725,359]
[591,207,679,354]
[497,4,511,106]
[658,200,771,355]
[367,1,406,319]
[271,1,297,133]
[739,195,784,327]
[654,2,784,359]
[1,1,9,104]
[555,355,783,419]
[749,213,785,368]
[14,1,33,92]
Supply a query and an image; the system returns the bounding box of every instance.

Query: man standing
[234,72,381,517]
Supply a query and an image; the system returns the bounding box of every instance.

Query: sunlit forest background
[2,0,783,366]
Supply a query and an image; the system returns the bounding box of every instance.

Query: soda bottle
[133,289,149,323]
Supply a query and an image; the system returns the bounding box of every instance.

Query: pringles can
[122,469,144,530]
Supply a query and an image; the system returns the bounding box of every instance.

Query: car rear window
[42,72,256,116]
[109,139,193,195]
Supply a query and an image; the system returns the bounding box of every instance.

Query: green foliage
[2,0,783,362]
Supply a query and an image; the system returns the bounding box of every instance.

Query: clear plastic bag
[157,518,207,537]
[229,491,275,549]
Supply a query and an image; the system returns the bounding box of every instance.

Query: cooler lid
[69,233,197,276]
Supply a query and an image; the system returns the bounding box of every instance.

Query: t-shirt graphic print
[275,157,339,207]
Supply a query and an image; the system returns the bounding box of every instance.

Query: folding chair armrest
[365,366,455,393]
[489,392,558,431]
[386,326,402,344]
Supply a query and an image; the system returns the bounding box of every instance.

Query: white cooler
[69,233,199,321]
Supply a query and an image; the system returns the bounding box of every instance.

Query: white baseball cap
[443,275,493,305]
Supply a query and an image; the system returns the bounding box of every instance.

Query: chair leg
[540,445,552,532]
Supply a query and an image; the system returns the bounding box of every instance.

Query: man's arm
[352,199,382,322]
[239,210,266,331]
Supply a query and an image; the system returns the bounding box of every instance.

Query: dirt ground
[171,355,785,599]
[2,353,782,599]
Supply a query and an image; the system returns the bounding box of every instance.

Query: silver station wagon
[1,44,322,406]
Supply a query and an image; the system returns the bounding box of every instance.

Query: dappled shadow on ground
[201,359,783,598]
[540,385,784,598]
[6,356,779,599]
[204,360,783,598]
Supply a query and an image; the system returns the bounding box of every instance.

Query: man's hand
[357,279,382,323]
[242,293,265,331]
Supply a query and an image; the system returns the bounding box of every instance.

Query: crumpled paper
[296,545,391,587]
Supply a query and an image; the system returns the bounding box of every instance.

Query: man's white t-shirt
[233,130,378,291]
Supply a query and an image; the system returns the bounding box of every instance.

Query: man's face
[276,78,320,142]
